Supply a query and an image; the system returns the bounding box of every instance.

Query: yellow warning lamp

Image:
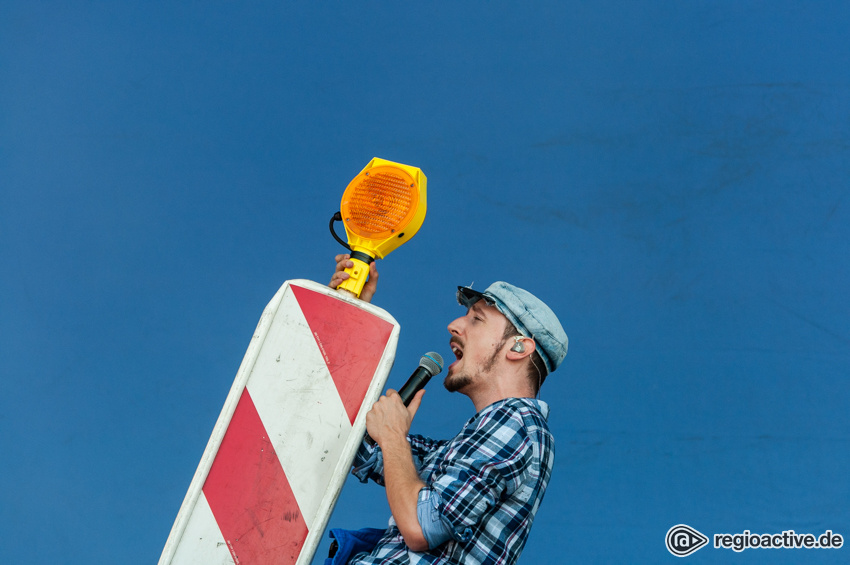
[330,157,427,297]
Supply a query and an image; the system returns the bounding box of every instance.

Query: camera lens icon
[666,524,709,557]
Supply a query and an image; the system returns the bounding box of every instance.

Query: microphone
[364,352,443,446]
[396,352,444,405]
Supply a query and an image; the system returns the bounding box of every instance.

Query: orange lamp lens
[341,166,418,239]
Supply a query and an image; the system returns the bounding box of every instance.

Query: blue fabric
[416,488,453,549]
[324,527,385,565]
[349,397,554,565]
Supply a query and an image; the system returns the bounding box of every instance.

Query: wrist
[377,430,410,453]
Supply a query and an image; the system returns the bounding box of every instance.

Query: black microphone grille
[420,352,444,375]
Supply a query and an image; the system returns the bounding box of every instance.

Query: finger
[334,254,352,273]
[329,271,350,289]
[360,262,380,302]
[368,262,379,282]
[406,389,425,419]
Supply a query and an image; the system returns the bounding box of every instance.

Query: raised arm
[365,389,429,551]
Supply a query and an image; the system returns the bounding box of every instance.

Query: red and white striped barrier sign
[160,279,399,565]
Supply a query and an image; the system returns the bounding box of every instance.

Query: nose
[447,315,464,336]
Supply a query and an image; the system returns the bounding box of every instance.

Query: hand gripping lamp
[330,157,427,297]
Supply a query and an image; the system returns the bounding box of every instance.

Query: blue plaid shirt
[350,397,554,565]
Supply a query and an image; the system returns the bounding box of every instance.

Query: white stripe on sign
[247,287,352,530]
[171,494,234,565]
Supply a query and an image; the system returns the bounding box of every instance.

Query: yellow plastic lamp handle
[337,252,373,297]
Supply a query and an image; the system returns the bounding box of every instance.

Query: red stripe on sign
[291,284,394,424]
[203,390,308,565]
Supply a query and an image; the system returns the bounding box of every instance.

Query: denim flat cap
[457,282,568,374]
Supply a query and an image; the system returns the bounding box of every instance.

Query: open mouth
[450,339,464,361]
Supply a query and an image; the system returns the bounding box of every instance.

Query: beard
[443,340,505,393]
[443,371,472,392]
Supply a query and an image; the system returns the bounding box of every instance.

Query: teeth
[451,346,462,359]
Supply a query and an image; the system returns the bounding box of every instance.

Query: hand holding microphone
[365,352,444,446]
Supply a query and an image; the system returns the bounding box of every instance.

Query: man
[329,255,568,565]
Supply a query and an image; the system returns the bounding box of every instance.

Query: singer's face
[445,300,510,393]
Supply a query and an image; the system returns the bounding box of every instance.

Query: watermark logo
[665,524,843,556]
[666,524,709,557]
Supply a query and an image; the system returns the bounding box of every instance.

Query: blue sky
[1,2,848,563]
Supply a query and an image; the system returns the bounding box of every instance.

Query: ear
[506,337,535,361]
